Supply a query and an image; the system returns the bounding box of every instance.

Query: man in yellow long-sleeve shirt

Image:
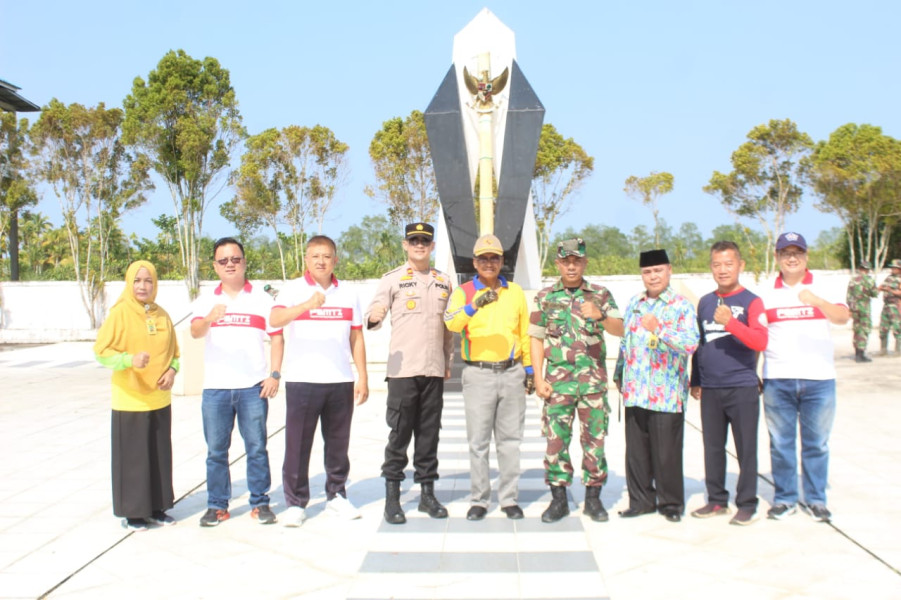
[444,234,533,521]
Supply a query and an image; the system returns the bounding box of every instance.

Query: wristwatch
[270,371,281,380]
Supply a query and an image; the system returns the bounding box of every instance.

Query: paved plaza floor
[1,336,900,600]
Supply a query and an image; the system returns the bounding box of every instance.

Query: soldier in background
[846,259,878,362]
[529,238,624,523]
[366,223,453,525]
[877,259,901,356]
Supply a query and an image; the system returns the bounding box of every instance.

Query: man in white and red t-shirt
[191,237,284,527]
[760,232,849,523]
[271,235,369,526]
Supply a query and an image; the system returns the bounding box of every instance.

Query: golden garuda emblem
[463,65,509,109]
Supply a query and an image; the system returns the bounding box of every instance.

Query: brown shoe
[690,503,731,519]
[729,508,756,526]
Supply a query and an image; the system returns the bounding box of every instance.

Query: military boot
[879,337,889,356]
[855,348,871,363]
[895,338,901,357]
[384,480,406,525]
[418,482,448,518]
[541,485,570,523]
[583,486,609,522]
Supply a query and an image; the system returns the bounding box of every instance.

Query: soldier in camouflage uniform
[529,238,624,523]
[877,259,901,356]
[846,260,878,362]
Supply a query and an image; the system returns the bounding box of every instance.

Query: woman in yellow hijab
[94,260,180,531]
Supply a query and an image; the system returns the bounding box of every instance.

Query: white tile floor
[0,338,900,599]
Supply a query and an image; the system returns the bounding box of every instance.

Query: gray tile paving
[0,337,899,599]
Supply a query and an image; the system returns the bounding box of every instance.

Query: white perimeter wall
[0,270,884,349]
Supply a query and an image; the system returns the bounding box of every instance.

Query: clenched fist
[369,302,388,324]
[473,289,499,309]
[713,304,732,326]
[205,304,227,324]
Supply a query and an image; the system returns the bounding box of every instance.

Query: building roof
[0,78,40,113]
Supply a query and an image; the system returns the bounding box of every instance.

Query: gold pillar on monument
[464,53,508,236]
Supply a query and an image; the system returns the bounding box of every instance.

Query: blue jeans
[202,386,271,510]
[763,378,836,507]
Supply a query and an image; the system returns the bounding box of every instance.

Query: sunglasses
[407,237,432,246]
[215,256,244,266]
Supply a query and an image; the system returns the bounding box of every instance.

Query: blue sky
[3,0,899,245]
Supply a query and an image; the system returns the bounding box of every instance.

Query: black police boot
[583,486,609,522]
[418,482,448,518]
[541,485,570,523]
[384,480,406,525]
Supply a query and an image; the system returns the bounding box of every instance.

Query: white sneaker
[326,495,361,520]
[282,506,307,527]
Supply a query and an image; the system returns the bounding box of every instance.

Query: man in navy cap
[366,223,454,524]
[759,232,849,523]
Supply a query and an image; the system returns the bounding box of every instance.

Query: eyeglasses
[215,256,244,266]
[475,255,503,264]
[778,251,806,260]
[407,237,431,247]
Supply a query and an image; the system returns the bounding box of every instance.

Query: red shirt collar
[304,271,339,288]
[774,270,813,288]
[214,280,253,295]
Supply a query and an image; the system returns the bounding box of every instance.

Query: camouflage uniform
[846,270,877,351]
[528,280,621,487]
[879,270,901,350]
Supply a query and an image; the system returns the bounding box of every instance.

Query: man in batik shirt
[618,249,699,523]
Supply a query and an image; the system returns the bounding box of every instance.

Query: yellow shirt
[444,275,531,367]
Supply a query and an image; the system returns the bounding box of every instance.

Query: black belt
[464,359,517,372]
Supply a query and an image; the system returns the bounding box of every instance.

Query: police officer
[366,223,454,524]
[529,238,624,523]
[878,259,901,356]
[847,259,878,362]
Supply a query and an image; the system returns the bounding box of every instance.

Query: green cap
[557,238,586,259]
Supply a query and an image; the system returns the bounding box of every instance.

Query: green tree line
[3,51,901,321]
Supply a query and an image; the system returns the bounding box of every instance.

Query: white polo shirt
[276,272,362,384]
[759,270,845,380]
[190,281,282,390]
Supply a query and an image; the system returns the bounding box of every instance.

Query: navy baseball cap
[775,232,807,252]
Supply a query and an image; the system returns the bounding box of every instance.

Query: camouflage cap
[557,238,586,259]
[859,259,872,270]
[890,259,901,269]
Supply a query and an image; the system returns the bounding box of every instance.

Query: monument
[424,9,545,288]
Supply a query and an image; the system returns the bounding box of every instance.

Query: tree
[31,99,150,327]
[704,119,814,276]
[335,214,406,279]
[807,123,901,271]
[623,171,674,247]
[123,49,244,298]
[0,113,37,281]
[18,210,51,276]
[228,125,349,279]
[366,110,437,225]
[531,123,594,268]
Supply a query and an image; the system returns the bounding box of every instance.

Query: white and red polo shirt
[759,270,846,380]
[275,272,362,384]
[190,281,282,390]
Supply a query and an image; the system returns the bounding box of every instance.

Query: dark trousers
[624,406,684,514]
[381,376,444,483]
[283,382,354,508]
[111,406,174,519]
[700,386,760,510]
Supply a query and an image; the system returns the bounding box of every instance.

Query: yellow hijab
[94,261,179,404]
